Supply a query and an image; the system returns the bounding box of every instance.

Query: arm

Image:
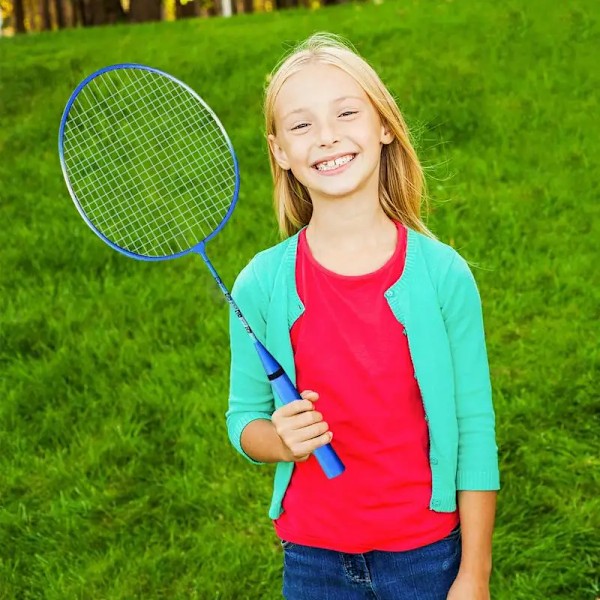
[440,252,500,489]
[440,252,500,597]
[226,263,332,464]
[457,490,497,578]
[226,261,275,464]
[448,491,497,599]
[240,419,287,463]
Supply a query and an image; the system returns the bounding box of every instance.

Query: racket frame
[58,63,240,262]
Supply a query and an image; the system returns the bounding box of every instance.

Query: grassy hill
[0,1,598,598]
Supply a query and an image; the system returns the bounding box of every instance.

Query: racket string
[62,67,237,257]
[67,71,232,251]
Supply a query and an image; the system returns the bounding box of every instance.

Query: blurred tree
[13,0,26,31]
[129,0,161,21]
[0,0,12,31]
[66,0,124,26]
[241,0,251,13]
[24,0,39,28]
[175,0,196,18]
[54,0,65,26]
[200,0,216,16]
[70,0,87,25]
[106,0,126,22]
[274,0,297,7]
[88,0,125,24]
[40,0,51,29]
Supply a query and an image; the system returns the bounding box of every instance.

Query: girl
[226,32,500,600]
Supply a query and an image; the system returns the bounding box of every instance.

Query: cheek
[290,165,312,186]
[287,140,309,160]
[286,147,312,173]
[288,154,313,186]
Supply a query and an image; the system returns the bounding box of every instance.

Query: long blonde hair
[264,32,436,240]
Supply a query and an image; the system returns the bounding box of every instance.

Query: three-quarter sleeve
[440,253,500,490]
[226,260,275,465]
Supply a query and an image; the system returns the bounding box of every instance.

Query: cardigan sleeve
[440,252,500,491]
[225,259,275,465]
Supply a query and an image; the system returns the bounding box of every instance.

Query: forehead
[275,62,369,118]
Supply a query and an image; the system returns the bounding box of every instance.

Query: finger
[300,390,319,402]
[276,399,315,418]
[289,410,323,430]
[281,421,328,447]
[294,421,329,442]
[293,431,334,458]
[274,411,323,441]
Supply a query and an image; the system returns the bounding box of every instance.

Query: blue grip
[312,443,346,479]
[254,341,345,479]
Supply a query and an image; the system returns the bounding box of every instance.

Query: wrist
[278,443,293,462]
[458,560,492,581]
[273,427,293,462]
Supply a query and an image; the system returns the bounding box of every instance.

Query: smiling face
[268,62,393,206]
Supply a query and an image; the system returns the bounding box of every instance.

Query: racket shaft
[195,247,345,479]
[254,340,345,479]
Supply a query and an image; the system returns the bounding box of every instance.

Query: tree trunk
[40,0,52,29]
[198,0,215,16]
[86,0,103,24]
[54,0,66,27]
[241,0,252,13]
[69,0,79,26]
[13,0,27,32]
[175,0,196,18]
[74,0,88,25]
[129,0,161,22]
[104,0,125,22]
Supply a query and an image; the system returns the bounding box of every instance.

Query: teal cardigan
[226,227,500,520]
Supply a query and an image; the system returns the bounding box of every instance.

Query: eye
[291,122,310,131]
[339,110,358,118]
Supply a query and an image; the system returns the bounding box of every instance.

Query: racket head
[58,64,240,261]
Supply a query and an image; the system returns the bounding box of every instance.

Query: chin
[316,180,368,199]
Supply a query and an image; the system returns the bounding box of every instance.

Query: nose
[316,120,339,147]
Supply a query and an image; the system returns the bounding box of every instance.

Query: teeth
[315,154,354,171]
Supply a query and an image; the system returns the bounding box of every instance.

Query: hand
[447,572,490,600]
[271,390,333,463]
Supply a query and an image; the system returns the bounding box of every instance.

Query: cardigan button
[432,500,440,507]
[385,290,394,298]
[431,457,439,465]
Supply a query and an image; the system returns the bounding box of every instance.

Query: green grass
[0,1,598,598]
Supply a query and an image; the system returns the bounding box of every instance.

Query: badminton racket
[58,64,344,479]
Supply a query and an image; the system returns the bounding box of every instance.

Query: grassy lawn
[0,0,598,597]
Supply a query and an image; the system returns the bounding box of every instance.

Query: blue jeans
[281,525,461,599]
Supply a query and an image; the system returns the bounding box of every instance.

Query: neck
[306,194,394,250]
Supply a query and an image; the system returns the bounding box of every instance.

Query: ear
[268,134,291,170]
[380,122,394,145]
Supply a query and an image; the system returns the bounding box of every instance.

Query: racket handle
[254,340,345,479]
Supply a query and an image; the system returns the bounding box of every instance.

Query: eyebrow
[282,95,365,121]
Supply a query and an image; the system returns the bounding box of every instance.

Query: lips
[312,153,356,171]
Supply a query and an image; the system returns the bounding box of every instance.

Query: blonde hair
[264,32,436,240]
